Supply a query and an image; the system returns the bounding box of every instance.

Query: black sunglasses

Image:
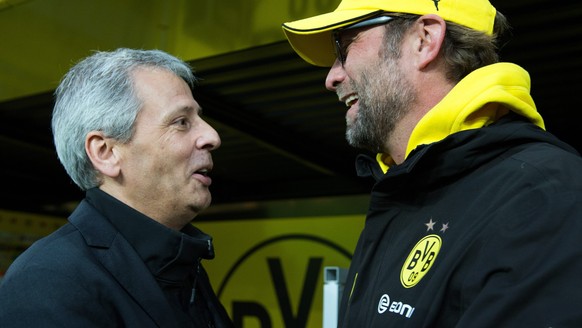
[332,15,394,65]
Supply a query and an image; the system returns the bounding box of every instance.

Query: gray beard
[345,60,416,153]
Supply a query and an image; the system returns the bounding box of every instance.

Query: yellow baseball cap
[282,0,497,67]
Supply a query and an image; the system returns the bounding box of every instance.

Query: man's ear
[85,131,121,178]
[413,14,446,70]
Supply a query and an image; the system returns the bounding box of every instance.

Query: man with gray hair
[0,48,233,327]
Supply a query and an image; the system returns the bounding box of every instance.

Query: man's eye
[174,118,190,128]
[341,37,351,53]
[340,35,357,57]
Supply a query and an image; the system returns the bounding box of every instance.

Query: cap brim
[282,10,382,67]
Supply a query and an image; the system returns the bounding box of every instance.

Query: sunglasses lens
[332,16,393,65]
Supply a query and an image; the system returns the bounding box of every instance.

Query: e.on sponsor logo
[377,294,415,319]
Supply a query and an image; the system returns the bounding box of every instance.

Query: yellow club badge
[400,234,442,288]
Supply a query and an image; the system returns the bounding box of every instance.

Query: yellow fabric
[377,63,545,173]
[282,0,496,67]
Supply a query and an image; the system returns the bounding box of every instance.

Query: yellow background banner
[197,215,364,327]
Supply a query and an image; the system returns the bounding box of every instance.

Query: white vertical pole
[323,266,347,328]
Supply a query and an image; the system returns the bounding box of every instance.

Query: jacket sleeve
[0,262,114,327]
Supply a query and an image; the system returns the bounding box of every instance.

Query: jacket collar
[68,200,181,327]
[85,188,215,284]
[376,63,545,173]
[358,113,576,191]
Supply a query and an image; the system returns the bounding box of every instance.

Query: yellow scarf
[377,63,545,173]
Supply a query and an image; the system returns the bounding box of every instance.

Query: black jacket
[0,189,233,327]
[339,114,582,327]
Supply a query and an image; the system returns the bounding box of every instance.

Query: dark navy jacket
[0,189,233,327]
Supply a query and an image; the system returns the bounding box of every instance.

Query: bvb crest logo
[400,235,442,288]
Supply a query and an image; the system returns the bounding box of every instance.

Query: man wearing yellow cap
[283,0,582,327]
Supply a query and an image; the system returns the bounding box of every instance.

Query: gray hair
[52,48,196,190]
